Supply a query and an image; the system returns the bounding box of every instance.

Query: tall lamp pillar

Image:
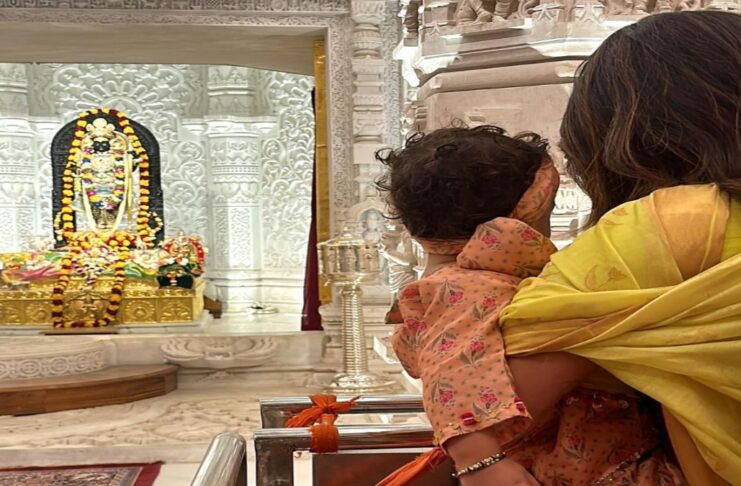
[318,231,396,393]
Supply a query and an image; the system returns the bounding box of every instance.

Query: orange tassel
[284,394,359,428]
[375,447,448,486]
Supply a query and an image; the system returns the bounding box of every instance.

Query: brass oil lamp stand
[318,231,396,394]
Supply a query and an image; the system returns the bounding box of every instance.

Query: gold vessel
[0,277,204,326]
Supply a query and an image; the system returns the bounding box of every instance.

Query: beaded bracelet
[452,451,508,478]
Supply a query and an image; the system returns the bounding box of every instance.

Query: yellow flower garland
[51,232,133,328]
[51,108,160,328]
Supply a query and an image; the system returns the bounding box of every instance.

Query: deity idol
[0,108,207,330]
[73,117,139,234]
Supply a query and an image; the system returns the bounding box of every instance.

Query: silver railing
[254,395,449,486]
[259,395,424,428]
[191,432,248,486]
[253,424,455,486]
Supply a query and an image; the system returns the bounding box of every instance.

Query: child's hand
[459,458,540,486]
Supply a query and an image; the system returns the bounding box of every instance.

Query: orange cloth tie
[375,447,448,486]
[284,394,359,453]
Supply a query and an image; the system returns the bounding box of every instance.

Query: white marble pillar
[205,66,276,314]
[0,64,36,253]
[351,0,388,200]
[32,118,63,237]
[320,1,401,363]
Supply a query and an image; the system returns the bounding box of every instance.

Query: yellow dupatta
[500,184,741,485]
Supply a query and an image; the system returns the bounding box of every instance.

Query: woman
[498,10,741,486]
[379,11,739,486]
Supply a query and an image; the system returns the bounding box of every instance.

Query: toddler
[376,126,684,486]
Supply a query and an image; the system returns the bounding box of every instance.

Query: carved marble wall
[0,62,315,313]
[394,4,739,250]
[0,64,35,254]
[0,2,404,327]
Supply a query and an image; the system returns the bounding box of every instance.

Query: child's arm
[446,429,538,486]
[507,352,596,421]
[445,352,595,485]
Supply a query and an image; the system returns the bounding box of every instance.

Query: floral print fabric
[394,217,555,446]
[392,217,686,485]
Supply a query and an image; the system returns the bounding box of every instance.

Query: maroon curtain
[301,89,322,331]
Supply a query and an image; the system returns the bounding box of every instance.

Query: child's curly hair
[376,125,549,240]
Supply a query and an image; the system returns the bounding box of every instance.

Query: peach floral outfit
[392,161,685,485]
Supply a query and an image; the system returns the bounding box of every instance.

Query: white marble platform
[0,371,421,484]
[0,310,332,380]
[0,336,106,380]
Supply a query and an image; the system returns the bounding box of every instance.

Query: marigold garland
[51,107,160,328]
[51,231,135,328]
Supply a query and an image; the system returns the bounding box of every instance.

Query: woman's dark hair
[561,11,741,225]
[376,125,548,239]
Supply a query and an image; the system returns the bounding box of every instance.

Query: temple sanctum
[0,1,737,485]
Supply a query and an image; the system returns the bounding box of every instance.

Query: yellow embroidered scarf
[500,184,741,485]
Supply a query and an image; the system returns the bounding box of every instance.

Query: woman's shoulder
[557,183,727,282]
[570,184,723,240]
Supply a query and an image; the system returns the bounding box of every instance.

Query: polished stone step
[0,364,178,416]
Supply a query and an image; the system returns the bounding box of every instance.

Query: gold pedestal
[0,278,204,326]
[44,327,120,335]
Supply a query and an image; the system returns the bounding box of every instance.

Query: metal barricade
[192,431,248,486]
[259,395,424,428]
[253,424,455,486]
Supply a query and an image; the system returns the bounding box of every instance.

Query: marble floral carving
[260,71,315,270]
[0,0,350,11]
[161,336,279,368]
[0,337,106,379]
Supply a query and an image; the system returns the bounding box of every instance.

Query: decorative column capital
[351,0,386,24]
[207,66,260,118]
[351,0,386,58]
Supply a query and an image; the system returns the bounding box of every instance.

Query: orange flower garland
[51,232,134,328]
[51,107,159,328]
[115,110,157,246]
[50,246,78,326]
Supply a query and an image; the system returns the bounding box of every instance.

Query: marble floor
[0,370,421,485]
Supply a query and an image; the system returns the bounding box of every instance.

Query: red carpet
[0,462,161,486]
